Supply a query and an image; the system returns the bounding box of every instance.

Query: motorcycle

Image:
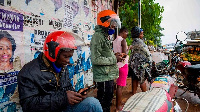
[169,37,200,98]
[176,61,200,98]
[121,61,188,112]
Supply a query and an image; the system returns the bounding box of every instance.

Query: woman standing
[113,27,129,111]
[129,26,152,95]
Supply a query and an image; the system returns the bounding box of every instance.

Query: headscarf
[131,26,143,38]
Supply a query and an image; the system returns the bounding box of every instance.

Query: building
[0,0,117,111]
[187,30,200,40]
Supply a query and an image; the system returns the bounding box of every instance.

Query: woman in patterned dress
[128,26,152,95]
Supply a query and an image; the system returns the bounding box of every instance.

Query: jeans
[64,97,103,112]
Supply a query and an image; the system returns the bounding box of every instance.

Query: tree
[119,0,164,46]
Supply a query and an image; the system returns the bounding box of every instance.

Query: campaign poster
[0,30,24,112]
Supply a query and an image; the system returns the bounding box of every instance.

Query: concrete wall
[0,0,113,111]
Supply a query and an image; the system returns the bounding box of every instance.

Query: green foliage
[119,0,164,45]
[126,37,132,46]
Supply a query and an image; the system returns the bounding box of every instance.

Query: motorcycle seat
[185,64,200,70]
[122,88,173,112]
[185,64,200,76]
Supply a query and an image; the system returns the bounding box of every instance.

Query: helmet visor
[56,32,85,50]
[108,14,121,28]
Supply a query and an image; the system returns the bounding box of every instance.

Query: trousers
[97,80,114,112]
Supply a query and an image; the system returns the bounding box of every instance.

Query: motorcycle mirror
[176,31,187,43]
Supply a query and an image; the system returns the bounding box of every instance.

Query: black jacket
[17,53,75,112]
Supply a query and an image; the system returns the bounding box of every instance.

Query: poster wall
[0,0,113,111]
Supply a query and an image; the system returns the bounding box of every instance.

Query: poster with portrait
[0,9,24,111]
[0,30,24,112]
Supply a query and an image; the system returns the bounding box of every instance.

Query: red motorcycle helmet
[43,31,82,62]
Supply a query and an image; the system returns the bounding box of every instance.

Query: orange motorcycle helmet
[97,10,121,28]
[43,31,82,62]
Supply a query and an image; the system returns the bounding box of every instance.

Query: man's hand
[121,53,127,58]
[66,91,84,105]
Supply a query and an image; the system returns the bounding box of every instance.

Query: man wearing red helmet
[90,10,122,112]
[17,31,103,112]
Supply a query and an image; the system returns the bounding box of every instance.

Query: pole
[138,0,141,28]
[156,41,157,51]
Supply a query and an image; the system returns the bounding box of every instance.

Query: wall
[0,0,113,111]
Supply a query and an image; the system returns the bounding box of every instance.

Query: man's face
[110,21,117,30]
[0,37,12,63]
[110,24,116,30]
[55,50,74,67]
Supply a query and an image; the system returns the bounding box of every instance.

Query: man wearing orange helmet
[17,31,103,112]
[90,10,122,112]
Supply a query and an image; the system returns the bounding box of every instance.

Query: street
[94,51,200,112]
[113,51,200,111]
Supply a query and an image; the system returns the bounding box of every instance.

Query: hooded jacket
[17,53,75,112]
[90,25,119,82]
